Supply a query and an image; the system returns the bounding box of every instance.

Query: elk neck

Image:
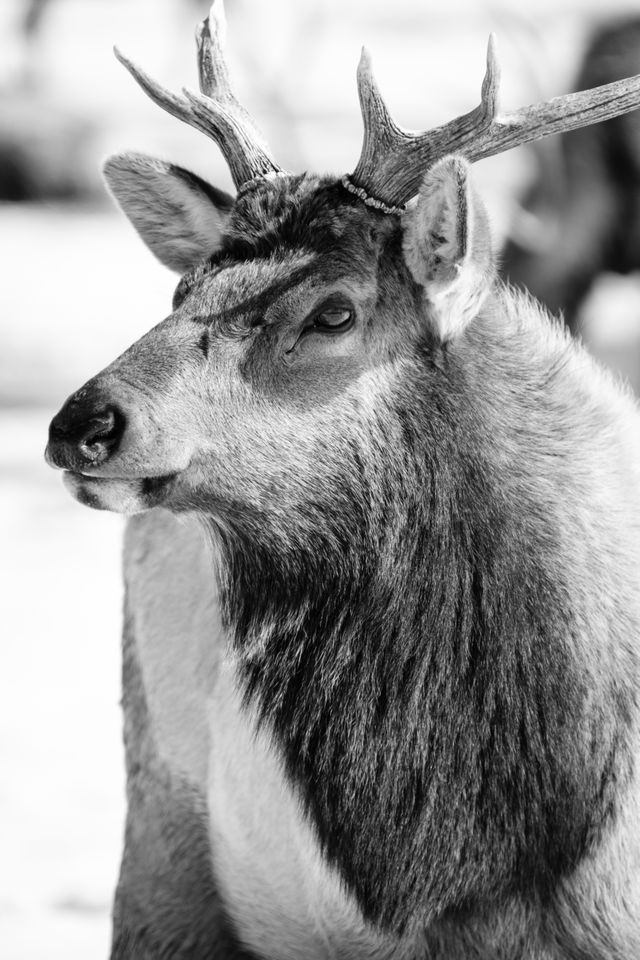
[196,297,636,933]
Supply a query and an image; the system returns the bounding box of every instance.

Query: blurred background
[3,0,640,957]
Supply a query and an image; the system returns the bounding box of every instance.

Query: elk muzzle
[45,372,195,515]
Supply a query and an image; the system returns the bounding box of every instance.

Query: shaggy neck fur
[203,290,635,936]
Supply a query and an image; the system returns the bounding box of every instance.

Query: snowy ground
[1,406,124,958]
[0,207,175,958]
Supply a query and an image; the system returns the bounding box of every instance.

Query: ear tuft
[402,155,494,342]
[103,152,234,273]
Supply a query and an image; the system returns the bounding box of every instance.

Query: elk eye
[313,307,354,332]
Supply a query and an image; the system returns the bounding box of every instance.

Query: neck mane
[201,304,630,931]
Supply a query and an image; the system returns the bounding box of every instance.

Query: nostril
[47,395,127,471]
[82,410,116,446]
[78,407,124,463]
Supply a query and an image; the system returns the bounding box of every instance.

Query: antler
[114,0,282,190]
[349,34,640,210]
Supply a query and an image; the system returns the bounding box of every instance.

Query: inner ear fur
[103,152,234,274]
[402,155,494,342]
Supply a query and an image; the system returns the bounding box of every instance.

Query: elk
[501,15,640,334]
[46,3,640,958]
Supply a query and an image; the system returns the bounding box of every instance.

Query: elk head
[46,0,640,529]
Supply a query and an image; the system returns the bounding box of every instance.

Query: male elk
[46,4,640,958]
[502,16,640,333]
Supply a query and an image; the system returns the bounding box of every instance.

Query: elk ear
[402,155,494,342]
[103,152,234,273]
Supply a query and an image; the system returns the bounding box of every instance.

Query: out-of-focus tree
[501,16,640,335]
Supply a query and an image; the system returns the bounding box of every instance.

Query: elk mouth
[62,469,178,514]
[64,468,176,485]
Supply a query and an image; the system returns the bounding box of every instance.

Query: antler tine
[196,0,231,98]
[354,48,404,163]
[114,47,192,127]
[115,0,282,190]
[479,33,500,121]
[348,34,640,210]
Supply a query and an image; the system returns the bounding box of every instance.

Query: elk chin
[62,471,176,515]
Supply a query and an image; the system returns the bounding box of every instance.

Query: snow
[0,407,124,958]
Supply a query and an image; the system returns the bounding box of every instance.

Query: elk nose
[46,398,125,471]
